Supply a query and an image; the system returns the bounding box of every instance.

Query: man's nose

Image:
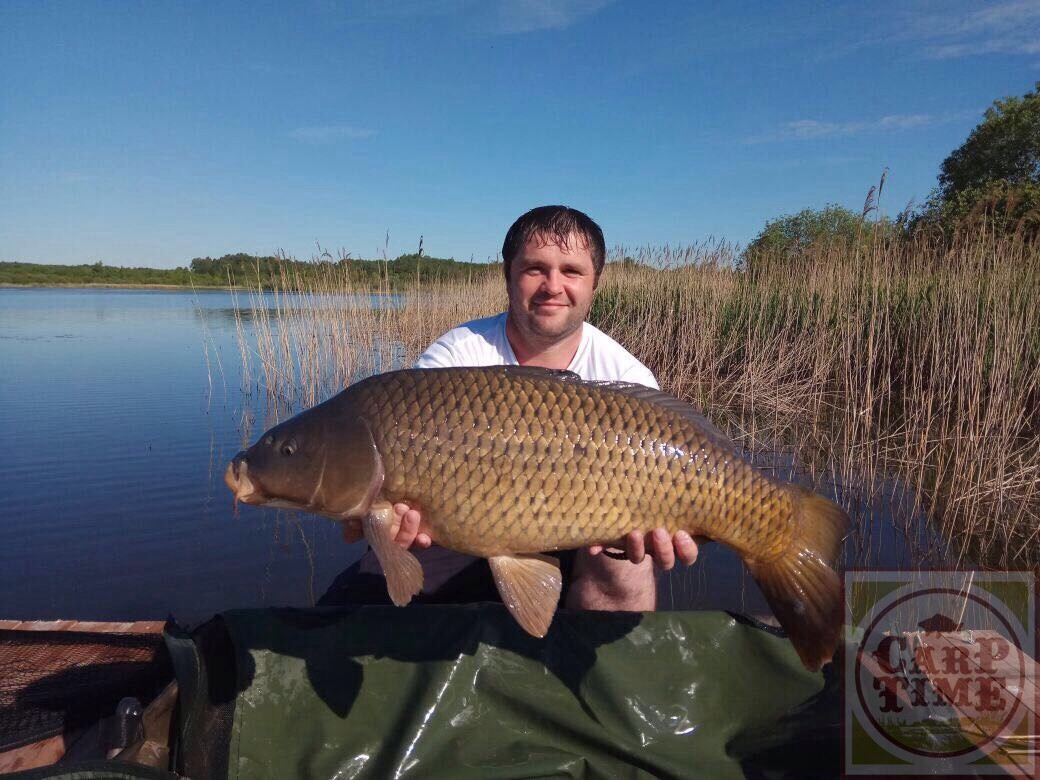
[542,270,563,294]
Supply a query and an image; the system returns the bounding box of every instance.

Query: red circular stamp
[845,571,1036,776]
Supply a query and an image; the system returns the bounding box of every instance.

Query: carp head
[225,403,384,520]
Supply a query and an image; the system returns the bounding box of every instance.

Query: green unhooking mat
[167,605,839,779]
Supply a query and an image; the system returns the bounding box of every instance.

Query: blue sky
[1,1,1035,267]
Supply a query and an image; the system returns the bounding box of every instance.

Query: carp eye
[281,440,297,457]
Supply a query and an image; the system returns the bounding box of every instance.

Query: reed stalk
[233,229,1040,569]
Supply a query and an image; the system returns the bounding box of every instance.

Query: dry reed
[231,229,1040,570]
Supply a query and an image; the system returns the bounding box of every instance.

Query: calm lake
[0,287,940,627]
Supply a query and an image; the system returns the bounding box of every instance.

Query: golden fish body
[226,366,848,670]
[362,369,788,561]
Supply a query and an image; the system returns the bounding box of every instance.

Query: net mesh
[0,629,172,752]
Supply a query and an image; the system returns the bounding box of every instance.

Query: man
[324,206,698,611]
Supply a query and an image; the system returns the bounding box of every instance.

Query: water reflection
[1,288,355,625]
[194,292,402,325]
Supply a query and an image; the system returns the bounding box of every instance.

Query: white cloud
[492,0,614,34]
[874,114,935,130]
[782,120,838,139]
[289,125,375,143]
[908,0,1040,59]
[747,110,979,144]
[316,0,614,34]
[834,2,1040,64]
[59,171,92,184]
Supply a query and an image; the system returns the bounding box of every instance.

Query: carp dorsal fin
[401,366,583,383]
[495,365,583,383]
[588,381,738,455]
[363,502,423,606]
[488,553,562,638]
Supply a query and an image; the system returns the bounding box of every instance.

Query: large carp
[225,366,848,670]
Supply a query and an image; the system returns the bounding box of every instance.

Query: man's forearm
[564,549,656,611]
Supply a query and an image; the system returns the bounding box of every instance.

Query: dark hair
[501,205,606,281]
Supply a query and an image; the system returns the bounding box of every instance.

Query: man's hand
[587,529,702,570]
[343,505,699,573]
[389,503,433,548]
[340,503,433,548]
[567,529,703,611]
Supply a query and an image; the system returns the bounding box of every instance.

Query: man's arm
[413,339,456,369]
[567,529,700,610]
[565,549,656,610]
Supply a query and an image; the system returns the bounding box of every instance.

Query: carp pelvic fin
[750,489,850,672]
[363,503,423,606]
[488,553,562,638]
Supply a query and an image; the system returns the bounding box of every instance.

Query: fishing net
[0,628,172,752]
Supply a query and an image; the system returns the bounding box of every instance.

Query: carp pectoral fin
[488,553,562,638]
[363,503,423,606]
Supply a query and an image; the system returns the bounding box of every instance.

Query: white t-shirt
[415,312,659,389]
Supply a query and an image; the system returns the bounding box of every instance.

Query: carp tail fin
[750,489,850,672]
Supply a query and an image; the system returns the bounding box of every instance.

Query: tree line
[0,260,197,286]
[1,253,502,289]
[187,252,500,289]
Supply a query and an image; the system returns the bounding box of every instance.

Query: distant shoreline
[1,282,240,290]
[0,282,403,294]
[2,255,498,291]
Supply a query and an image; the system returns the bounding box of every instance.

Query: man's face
[507,233,598,344]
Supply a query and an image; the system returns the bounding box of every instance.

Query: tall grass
[594,228,1039,568]
[231,257,503,422]
[232,229,1040,569]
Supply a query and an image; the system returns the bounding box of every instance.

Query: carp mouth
[223,458,316,513]
[224,458,262,506]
